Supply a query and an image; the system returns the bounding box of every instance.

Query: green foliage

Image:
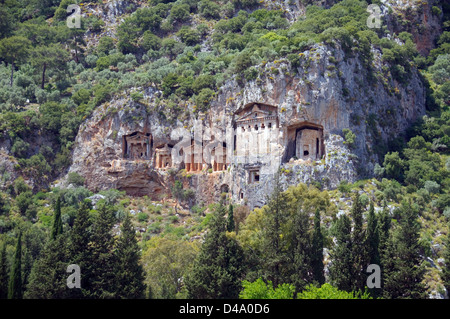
[0,241,8,299]
[239,278,295,299]
[383,201,427,299]
[177,26,200,46]
[114,214,146,298]
[297,283,372,299]
[198,0,221,20]
[143,237,198,299]
[8,232,22,299]
[342,128,356,148]
[185,203,245,299]
[67,172,85,187]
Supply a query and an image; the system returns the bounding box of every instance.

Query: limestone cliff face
[66,42,426,208]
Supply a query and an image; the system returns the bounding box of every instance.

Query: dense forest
[0,0,449,299]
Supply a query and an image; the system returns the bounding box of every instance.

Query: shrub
[342,128,356,148]
[240,278,295,299]
[192,74,215,94]
[338,180,352,194]
[176,26,200,46]
[424,180,440,194]
[97,37,116,56]
[297,283,372,299]
[141,31,162,51]
[170,3,190,23]
[195,88,215,111]
[72,88,91,105]
[67,172,85,187]
[198,0,220,20]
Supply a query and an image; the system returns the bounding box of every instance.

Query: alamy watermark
[367,4,382,29]
[366,264,381,289]
[67,4,81,29]
[67,264,81,289]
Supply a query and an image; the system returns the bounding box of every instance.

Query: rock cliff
[66,41,426,208]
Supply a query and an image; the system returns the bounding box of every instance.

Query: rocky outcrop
[66,41,426,208]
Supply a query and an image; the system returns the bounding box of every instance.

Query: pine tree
[8,232,22,299]
[67,199,93,298]
[114,214,146,299]
[383,201,426,299]
[350,193,368,291]
[51,197,63,240]
[329,214,353,292]
[311,209,325,286]
[185,203,245,299]
[289,207,312,295]
[227,204,235,232]
[0,241,8,299]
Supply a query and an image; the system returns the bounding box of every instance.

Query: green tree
[383,152,405,183]
[0,241,8,299]
[88,202,117,299]
[114,214,146,299]
[29,43,70,89]
[261,175,290,287]
[67,199,93,298]
[297,283,372,299]
[0,36,31,86]
[24,233,69,299]
[171,180,184,214]
[289,206,312,295]
[8,232,22,299]
[51,197,63,241]
[239,278,295,299]
[350,193,368,291]
[383,201,426,299]
[185,203,245,299]
[143,237,198,299]
[311,209,325,285]
[365,201,381,297]
[366,201,380,266]
[329,214,353,292]
[227,204,235,232]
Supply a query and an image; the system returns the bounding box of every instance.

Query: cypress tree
[311,209,325,285]
[185,203,245,299]
[350,193,368,291]
[378,203,392,295]
[8,232,22,299]
[227,204,235,232]
[262,174,289,287]
[0,241,8,299]
[68,199,93,298]
[366,201,380,266]
[383,201,426,299]
[114,214,146,299]
[51,197,63,240]
[365,201,380,297]
[329,214,353,292]
[88,202,117,299]
[289,207,312,295]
